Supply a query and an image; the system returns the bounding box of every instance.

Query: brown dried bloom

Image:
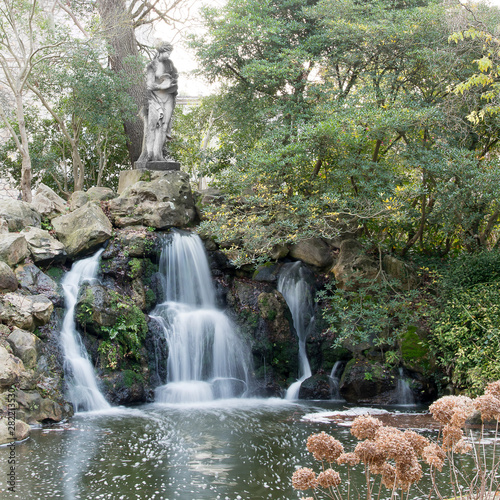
[381,463,396,489]
[351,415,383,440]
[396,458,423,485]
[453,438,472,454]
[377,429,414,463]
[429,395,473,426]
[317,469,341,488]
[306,431,344,462]
[292,468,318,490]
[442,424,464,451]
[337,452,360,466]
[422,443,446,471]
[403,430,430,457]
[354,440,386,466]
[300,498,314,500]
[474,394,500,421]
[485,380,500,398]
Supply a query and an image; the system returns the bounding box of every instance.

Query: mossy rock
[399,326,432,374]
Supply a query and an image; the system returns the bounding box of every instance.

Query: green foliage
[440,250,500,293]
[318,275,425,357]
[122,369,144,388]
[431,283,500,396]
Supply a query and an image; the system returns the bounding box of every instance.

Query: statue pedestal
[134,160,180,171]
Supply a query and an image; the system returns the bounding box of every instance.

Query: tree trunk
[16,94,32,203]
[97,0,145,164]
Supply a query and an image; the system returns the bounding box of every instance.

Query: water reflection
[0,400,483,500]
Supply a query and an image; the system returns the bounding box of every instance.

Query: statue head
[155,41,173,56]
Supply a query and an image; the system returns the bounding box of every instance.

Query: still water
[0,399,453,500]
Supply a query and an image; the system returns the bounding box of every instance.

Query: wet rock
[0,261,18,292]
[31,183,67,219]
[253,263,281,283]
[0,234,29,266]
[23,227,67,266]
[15,264,63,306]
[107,171,197,229]
[52,202,112,258]
[0,417,30,445]
[299,373,333,400]
[340,359,396,404]
[289,238,334,268]
[0,199,41,231]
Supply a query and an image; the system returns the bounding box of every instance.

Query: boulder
[0,218,8,234]
[70,191,89,211]
[382,254,418,290]
[0,199,41,231]
[52,202,112,258]
[87,186,116,202]
[340,359,396,404]
[253,263,281,283]
[0,416,30,445]
[269,243,289,260]
[0,346,24,387]
[0,234,29,266]
[15,264,62,305]
[0,261,17,292]
[7,328,41,369]
[299,373,333,400]
[289,238,334,268]
[0,293,54,331]
[108,171,197,229]
[30,184,67,219]
[23,227,67,265]
[332,239,378,290]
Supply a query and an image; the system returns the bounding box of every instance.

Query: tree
[0,0,64,202]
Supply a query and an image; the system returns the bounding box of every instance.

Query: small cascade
[278,262,315,400]
[396,367,415,405]
[151,230,251,404]
[60,249,110,412]
[329,361,343,401]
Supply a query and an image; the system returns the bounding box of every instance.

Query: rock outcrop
[52,202,113,258]
[23,227,67,266]
[30,184,67,219]
[0,234,29,266]
[0,199,40,231]
[107,171,197,229]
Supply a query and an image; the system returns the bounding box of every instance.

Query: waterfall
[60,249,110,412]
[396,367,415,405]
[151,230,251,403]
[329,361,343,401]
[278,262,315,400]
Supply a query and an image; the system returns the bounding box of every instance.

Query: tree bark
[97,0,145,164]
[16,94,32,203]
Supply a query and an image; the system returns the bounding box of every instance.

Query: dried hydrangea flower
[485,380,500,398]
[292,468,318,490]
[306,431,344,462]
[351,415,383,440]
[474,393,500,421]
[453,438,472,454]
[381,463,396,489]
[317,468,341,488]
[423,443,446,471]
[403,430,430,457]
[442,424,464,451]
[337,452,360,466]
[429,395,473,426]
[300,498,314,500]
[354,440,386,466]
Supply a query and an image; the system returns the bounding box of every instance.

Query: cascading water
[60,249,110,412]
[278,262,316,400]
[396,367,415,405]
[329,361,344,401]
[151,230,251,403]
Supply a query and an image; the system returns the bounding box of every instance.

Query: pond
[0,399,465,500]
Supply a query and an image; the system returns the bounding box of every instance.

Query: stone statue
[136,41,179,170]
